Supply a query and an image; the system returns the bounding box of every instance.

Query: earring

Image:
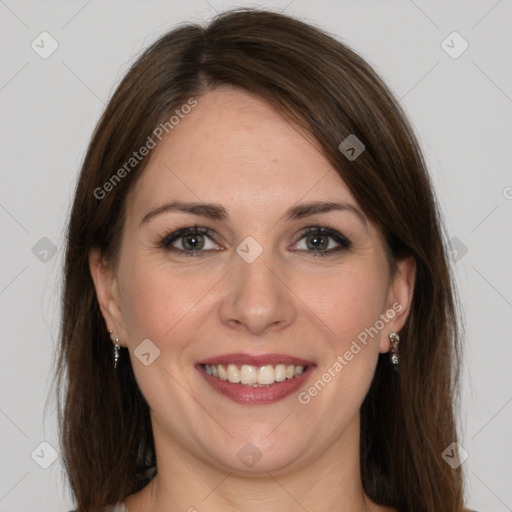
[108,329,120,369]
[113,336,120,369]
[389,332,400,371]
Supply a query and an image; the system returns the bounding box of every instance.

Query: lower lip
[196,364,316,405]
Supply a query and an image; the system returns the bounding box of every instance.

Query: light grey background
[1,1,511,511]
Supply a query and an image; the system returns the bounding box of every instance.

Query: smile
[196,363,316,405]
[203,363,307,386]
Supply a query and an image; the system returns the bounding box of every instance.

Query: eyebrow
[140,200,367,227]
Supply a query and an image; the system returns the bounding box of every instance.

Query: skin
[90,86,415,512]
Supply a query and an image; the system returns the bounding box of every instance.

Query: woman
[55,8,469,512]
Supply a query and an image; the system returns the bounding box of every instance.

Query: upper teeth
[203,363,306,386]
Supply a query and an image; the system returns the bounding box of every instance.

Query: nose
[218,245,297,336]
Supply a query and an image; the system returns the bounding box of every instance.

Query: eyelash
[158,225,352,257]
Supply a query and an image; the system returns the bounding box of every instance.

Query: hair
[54,8,465,512]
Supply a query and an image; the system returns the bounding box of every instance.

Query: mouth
[202,362,308,385]
[195,353,316,405]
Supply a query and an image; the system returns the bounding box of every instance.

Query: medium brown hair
[54,8,464,511]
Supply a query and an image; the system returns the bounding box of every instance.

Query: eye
[291,226,351,256]
[160,226,222,255]
[159,225,350,257]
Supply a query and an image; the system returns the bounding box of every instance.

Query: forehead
[126,87,358,219]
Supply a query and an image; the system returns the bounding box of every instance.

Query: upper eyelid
[161,226,218,245]
[290,227,351,250]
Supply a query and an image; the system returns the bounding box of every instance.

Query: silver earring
[389,332,400,371]
[113,336,120,369]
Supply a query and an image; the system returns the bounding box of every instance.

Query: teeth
[218,364,228,380]
[294,365,304,376]
[227,364,240,383]
[240,364,257,385]
[274,364,287,382]
[258,365,275,385]
[203,363,307,385]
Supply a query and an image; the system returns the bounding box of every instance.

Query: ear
[379,256,416,353]
[89,247,127,346]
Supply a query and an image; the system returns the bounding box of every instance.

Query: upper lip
[196,353,315,367]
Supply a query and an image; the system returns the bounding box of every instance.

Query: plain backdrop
[1,1,511,511]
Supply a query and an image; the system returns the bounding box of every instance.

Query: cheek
[299,262,389,348]
[116,252,217,344]
[295,261,390,417]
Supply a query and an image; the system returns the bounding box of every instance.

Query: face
[90,87,415,475]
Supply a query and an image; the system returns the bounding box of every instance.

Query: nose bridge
[219,241,296,334]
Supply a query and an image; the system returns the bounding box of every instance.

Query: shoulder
[67,503,128,512]
[105,504,129,512]
[105,502,129,512]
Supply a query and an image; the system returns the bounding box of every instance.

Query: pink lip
[195,354,317,405]
[196,353,315,367]
[196,365,316,405]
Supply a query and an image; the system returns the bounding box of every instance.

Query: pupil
[184,234,204,250]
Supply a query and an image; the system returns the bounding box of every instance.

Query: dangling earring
[108,329,120,369]
[113,336,120,369]
[389,332,400,371]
